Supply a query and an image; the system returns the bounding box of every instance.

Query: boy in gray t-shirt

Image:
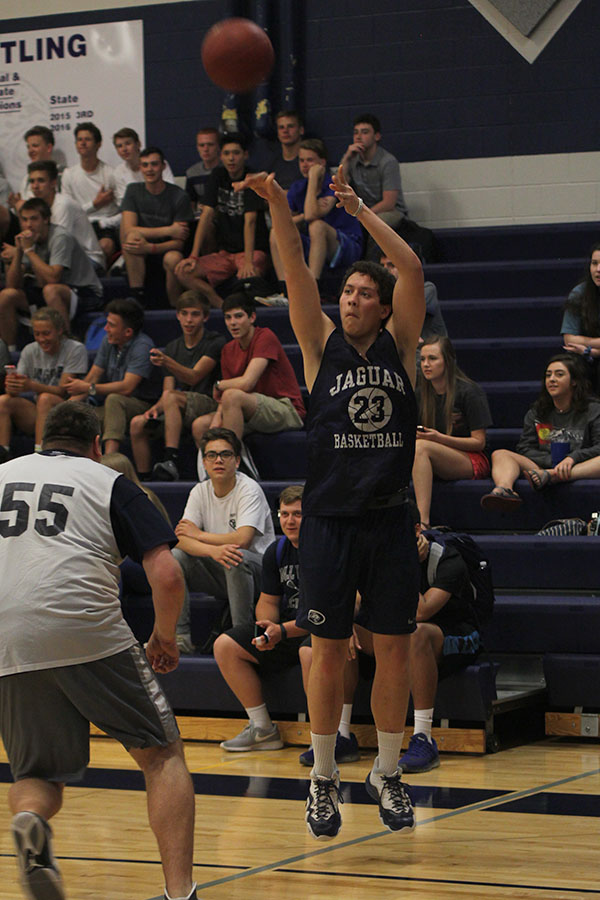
[0,308,88,458]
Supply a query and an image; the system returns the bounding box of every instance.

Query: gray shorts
[0,644,179,783]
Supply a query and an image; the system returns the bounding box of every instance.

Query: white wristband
[350,197,364,217]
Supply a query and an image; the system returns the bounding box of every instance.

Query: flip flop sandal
[480,487,522,511]
[524,469,550,491]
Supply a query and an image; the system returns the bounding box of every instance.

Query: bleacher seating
[7,219,599,744]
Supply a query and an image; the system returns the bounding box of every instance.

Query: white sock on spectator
[413,709,434,741]
[311,732,337,778]
[338,704,353,739]
[245,703,272,732]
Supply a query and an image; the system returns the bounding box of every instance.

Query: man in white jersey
[0,402,197,900]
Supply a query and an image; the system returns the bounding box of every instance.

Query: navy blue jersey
[303,328,417,516]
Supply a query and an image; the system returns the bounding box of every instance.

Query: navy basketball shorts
[297,503,419,640]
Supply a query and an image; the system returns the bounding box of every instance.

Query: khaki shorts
[245,394,304,435]
[145,392,217,436]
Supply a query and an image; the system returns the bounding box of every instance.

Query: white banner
[0,20,145,193]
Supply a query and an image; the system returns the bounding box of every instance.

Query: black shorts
[92,221,120,249]
[226,623,309,675]
[297,503,419,640]
[0,644,179,783]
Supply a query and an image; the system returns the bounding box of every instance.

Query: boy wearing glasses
[214,485,309,751]
[171,427,275,654]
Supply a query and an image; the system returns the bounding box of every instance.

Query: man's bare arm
[235,173,334,391]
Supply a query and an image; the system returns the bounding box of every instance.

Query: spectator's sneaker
[399,733,440,773]
[152,459,180,482]
[299,731,360,767]
[305,772,343,840]
[176,633,196,655]
[365,770,415,833]
[12,810,65,900]
[255,293,289,307]
[220,722,283,752]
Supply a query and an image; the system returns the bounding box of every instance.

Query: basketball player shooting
[237,168,425,839]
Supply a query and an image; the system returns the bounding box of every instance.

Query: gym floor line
[140,765,600,899]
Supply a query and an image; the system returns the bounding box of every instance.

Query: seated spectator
[61,122,121,266]
[354,502,482,774]
[413,336,492,528]
[26,161,105,273]
[184,127,221,214]
[561,243,600,389]
[0,198,103,348]
[481,354,600,510]
[380,253,447,344]
[64,297,158,454]
[0,308,88,460]
[197,293,305,451]
[129,290,226,482]
[340,113,407,260]
[8,125,57,214]
[268,110,305,190]
[101,451,172,595]
[214,484,309,752]
[269,138,362,293]
[112,127,175,206]
[171,427,275,653]
[120,146,194,308]
[175,133,269,309]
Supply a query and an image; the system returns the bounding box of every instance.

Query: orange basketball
[201,17,274,94]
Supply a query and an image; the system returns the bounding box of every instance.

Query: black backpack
[423,530,495,627]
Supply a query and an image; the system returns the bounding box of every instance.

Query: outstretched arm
[331,169,424,385]
[235,173,334,391]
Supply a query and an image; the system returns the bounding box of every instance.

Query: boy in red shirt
[198,293,305,443]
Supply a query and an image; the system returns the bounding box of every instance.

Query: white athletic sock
[311,732,337,778]
[164,882,197,900]
[34,444,42,453]
[373,730,404,778]
[338,704,353,739]
[413,709,434,741]
[245,703,272,732]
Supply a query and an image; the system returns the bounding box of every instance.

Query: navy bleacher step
[283,337,562,384]
[433,222,597,265]
[158,655,497,725]
[543,654,600,708]
[423,258,582,300]
[429,479,600,534]
[475,534,600,591]
[486,594,600,655]
[122,592,221,647]
[484,383,536,428]
[441,297,564,339]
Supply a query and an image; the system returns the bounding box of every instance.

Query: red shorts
[194,249,269,286]
[468,451,490,479]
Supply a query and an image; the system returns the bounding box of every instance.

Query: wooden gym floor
[0,735,599,899]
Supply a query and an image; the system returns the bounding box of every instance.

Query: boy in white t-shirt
[171,427,274,653]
